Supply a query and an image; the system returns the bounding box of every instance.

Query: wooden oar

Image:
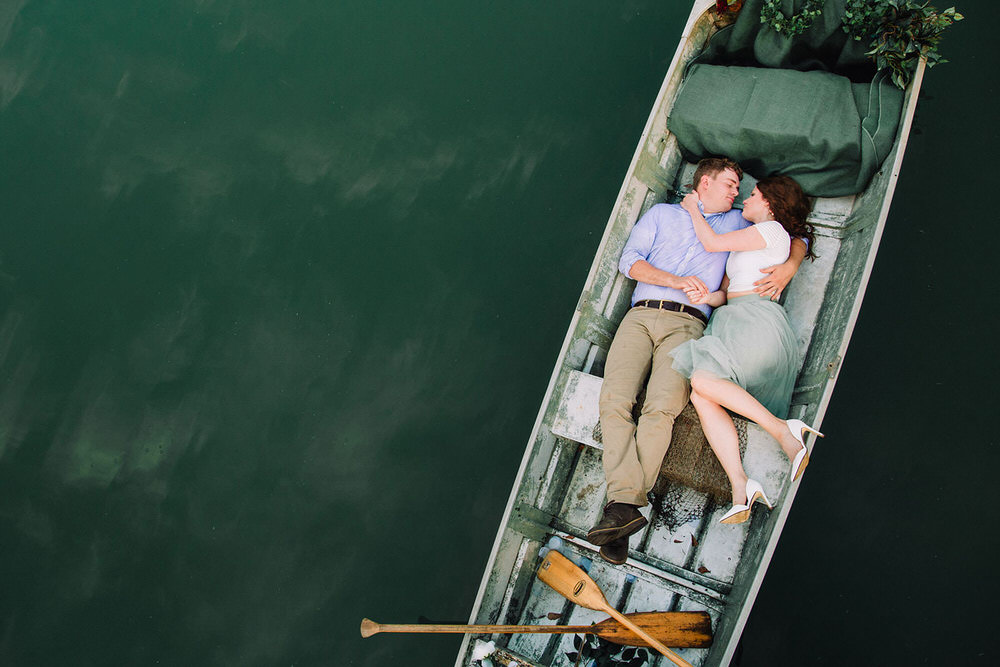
[360,611,712,648]
[537,551,695,667]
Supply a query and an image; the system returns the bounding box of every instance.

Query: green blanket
[666,0,904,197]
[667,64,902,197]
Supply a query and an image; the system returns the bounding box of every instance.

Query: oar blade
[593,612,713,649]
[537,551,610,612]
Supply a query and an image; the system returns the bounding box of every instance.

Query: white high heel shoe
[787,419,824,482]
[719,479,772,524]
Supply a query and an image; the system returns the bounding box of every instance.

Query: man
[587,157,807,564]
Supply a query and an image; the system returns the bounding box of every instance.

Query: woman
[671,175,823,524]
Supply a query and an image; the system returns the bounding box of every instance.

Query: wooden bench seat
[551,370,792,502]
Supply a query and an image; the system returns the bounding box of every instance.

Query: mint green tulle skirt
[670,294,799,419]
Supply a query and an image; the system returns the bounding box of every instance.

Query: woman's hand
[687,288,710,304]
[689,289,726,307]
[673,275,709,300]
[680,192,701,216]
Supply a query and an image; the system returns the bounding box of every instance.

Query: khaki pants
[599,307,705,506]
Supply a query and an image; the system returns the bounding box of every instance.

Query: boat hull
[455,2,925,664]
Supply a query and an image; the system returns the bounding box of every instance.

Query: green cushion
[666,64,903,196]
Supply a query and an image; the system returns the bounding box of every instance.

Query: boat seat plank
[551,372,789,502]
[810,194,857,227]
[550,370,734,497]
[624,576,679,617]
[551,371,604,449]
[539,528,731,607]
[635,150,676,201]
[578,311,618,351]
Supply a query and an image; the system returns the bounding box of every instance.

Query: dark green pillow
[666,64,903,197]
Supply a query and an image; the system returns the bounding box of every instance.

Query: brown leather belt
[632,299,708,325]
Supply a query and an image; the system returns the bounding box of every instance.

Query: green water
[0,1,995,665]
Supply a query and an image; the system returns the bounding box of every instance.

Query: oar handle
[605,608,694,667]
[360,618,591,638]
[362,612,713,648]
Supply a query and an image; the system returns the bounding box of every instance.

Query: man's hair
[691,157,743,190]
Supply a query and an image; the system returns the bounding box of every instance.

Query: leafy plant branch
[758,0,964,88]
[844,0,964,88]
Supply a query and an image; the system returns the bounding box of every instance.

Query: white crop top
[725,220,791,293]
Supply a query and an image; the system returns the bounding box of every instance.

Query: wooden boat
[455,2,925,665]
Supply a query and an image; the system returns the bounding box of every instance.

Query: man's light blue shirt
[620,203,749,317]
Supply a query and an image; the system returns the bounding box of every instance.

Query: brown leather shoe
[586,502,647,546]
[599,536,629,565]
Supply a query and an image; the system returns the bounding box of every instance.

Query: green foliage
[565,633,650,667]
[842,0,888,36]
[760,0,828,37]
[843,0,964,88]
[759,1,964,89]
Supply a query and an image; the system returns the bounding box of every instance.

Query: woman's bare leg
[689,389,748,505]
[690,372,802,459]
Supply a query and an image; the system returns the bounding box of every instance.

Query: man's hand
[754,262,795,301]
[672,274,708,300]
[755,237,808,300]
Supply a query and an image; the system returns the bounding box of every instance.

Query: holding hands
[673,274,709,302]
[684,282,725,307]
[687,288,712,305]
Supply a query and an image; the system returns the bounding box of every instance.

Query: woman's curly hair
[757,175,817,260]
